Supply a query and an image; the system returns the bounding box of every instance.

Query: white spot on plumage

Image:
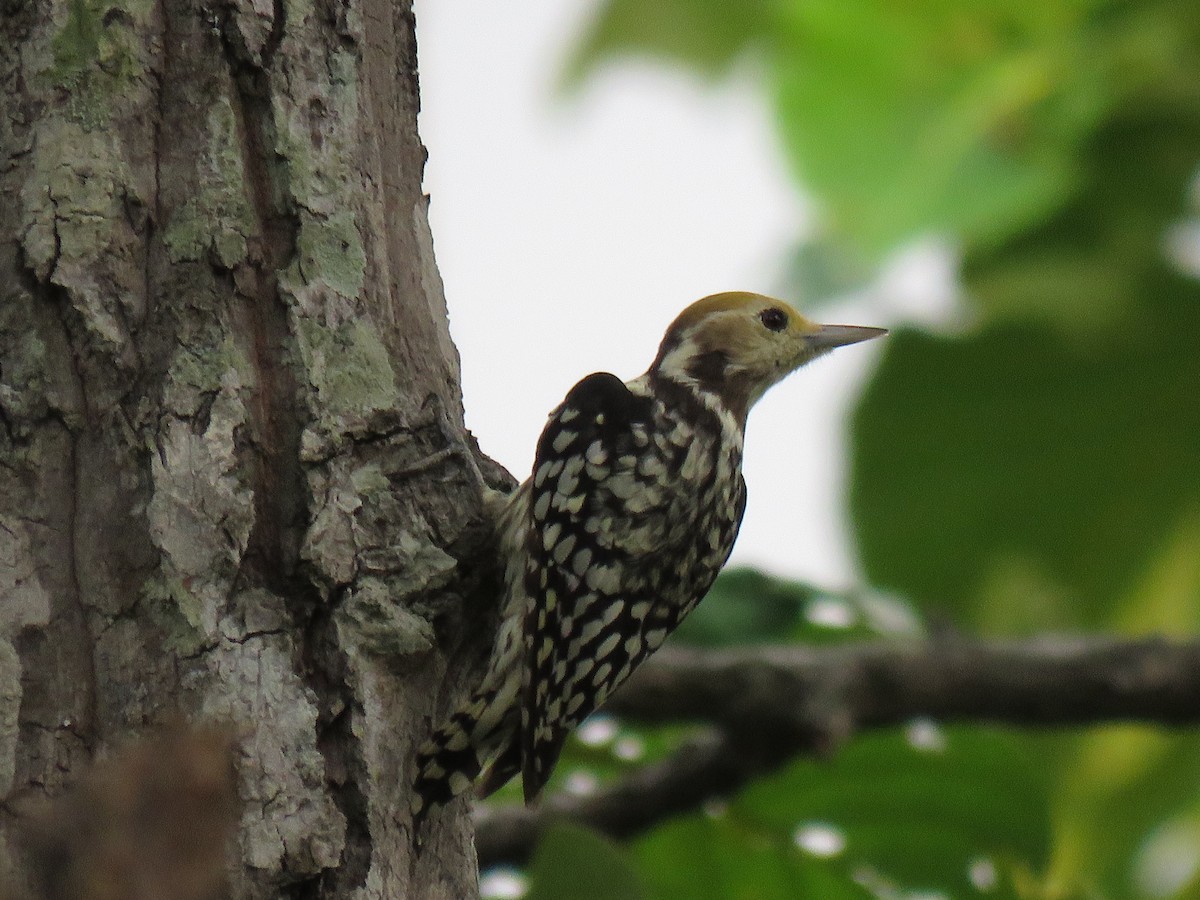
[624,492,655,515]
[637,455,665,478]
[578,618,603,646]
[552,429,576,453]
[595,632,621,659]
[606,473,639,500]
[552,534,576,564]
[558,470,579,497]
[585,565,620,594]
[680,448,703,480]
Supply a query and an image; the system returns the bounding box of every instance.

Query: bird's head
[649,292,887,422]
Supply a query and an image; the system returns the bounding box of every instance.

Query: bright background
[415,0,953,587]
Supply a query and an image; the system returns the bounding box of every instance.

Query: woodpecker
[411,292,884,832]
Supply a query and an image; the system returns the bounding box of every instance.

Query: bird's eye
[759,308,788,332]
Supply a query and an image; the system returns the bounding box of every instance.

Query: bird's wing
[519,372,682,802]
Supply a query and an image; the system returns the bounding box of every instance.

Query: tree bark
[0,0,489,896]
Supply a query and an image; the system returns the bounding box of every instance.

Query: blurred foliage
[853,291,1200,631]
[568,0,1200,265]
[526,824,647,900]
[490,1,1200,898]
[670,566,917,646]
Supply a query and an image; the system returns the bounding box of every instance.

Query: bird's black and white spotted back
[518,371,745,799]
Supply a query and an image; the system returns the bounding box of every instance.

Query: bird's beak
[807,323,888,352]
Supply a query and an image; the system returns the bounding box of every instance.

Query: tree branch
[474,635,1200,867]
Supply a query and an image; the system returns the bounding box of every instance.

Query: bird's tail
[409,689,522,842]
[410,588,526,841]
[410,716,485,839]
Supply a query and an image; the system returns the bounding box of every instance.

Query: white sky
[413,1,948,587]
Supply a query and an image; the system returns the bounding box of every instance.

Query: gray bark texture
[0,0,492,895]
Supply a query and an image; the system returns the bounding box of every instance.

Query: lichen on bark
[163,96,257,268]
[1,0,492,895]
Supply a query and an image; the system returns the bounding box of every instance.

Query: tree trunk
[0,0,489,895]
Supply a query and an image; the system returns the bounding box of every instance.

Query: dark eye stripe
[759,308,788,332]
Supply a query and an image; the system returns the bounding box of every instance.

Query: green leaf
[563,0,770,86]
[963,86,1200,331]
[676,569,814,646]
[850,287,1200,630]
[566,0,1200,271]
[635,814,874,900]
[679,569,916,647]
[767,0,1116,255]
[526,823,648,900]
[630,727,1052,898]
[1047,729,1200,898]
[736,727,1057,897]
